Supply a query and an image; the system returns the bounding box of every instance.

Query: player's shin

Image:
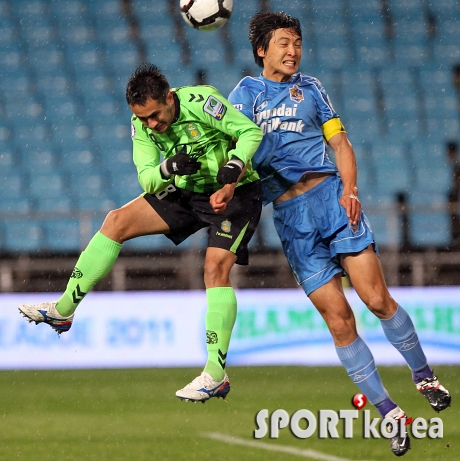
[336,336,398,415]
[203,287,237,381]
[380,305,432,382]
[55,232,122,316]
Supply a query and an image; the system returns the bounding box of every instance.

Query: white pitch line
[202,432,374,461]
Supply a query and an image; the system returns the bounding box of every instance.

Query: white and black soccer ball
[179,0,233,32]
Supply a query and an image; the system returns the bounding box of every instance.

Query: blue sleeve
[228,81,257,122]
[310,79,339,127]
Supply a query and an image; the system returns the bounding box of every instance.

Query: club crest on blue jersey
[204,95,227,120]
[289,85,304,103]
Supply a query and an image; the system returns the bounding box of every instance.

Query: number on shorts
[155,184,177,200]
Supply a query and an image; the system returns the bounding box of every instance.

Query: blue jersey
[228,72,345,204]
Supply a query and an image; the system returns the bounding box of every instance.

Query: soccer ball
[179,0,234,32]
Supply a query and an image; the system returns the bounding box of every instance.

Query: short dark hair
[125,63,170,106]
[248,11,302,68]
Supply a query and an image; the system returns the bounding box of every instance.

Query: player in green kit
[18,63,263,402]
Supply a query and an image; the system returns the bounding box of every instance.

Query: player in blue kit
[228,11,451,456]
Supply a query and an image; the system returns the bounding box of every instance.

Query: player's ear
[257,46,266,58]
[166,91,175,104]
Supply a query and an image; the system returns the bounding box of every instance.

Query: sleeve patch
[203,95,227,120]
[233,103,243,111]
[131,123,136,139]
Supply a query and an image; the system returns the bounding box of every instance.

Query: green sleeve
[190,86,262,164]
[131,116,174,194]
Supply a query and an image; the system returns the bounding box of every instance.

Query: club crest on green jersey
[221,219,231,233]
[204,95,227,120]
[184,122,202,140]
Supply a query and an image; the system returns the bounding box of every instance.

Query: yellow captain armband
[321,117,346,143]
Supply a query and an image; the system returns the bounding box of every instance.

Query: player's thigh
[101,195,170,242]
[340,245,397,317]
[308,273,358,345]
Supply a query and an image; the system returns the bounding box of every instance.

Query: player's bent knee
[100,208,132,242]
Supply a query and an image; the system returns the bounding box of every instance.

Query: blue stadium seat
[20,147,58,175]
[52,122,93,152]
[110,172,144,203]
[76,195,116,213]
[93,123,132,158]
[29,172,67,199]
[43,219,82,252]
[0,172,24,199]
[370,141,412,194]
[390,0,424,20]
[0,197,32,213]
[408,191,451,247]
[4,221,44,253]
[122,234,178,252]
[61,149,101,175]
[36,195,73,212]
[68,171,107,199]
[393,20,429,65]
[360,193,399,248]
[205,66,248,100]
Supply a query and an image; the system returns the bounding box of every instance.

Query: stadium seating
[0,0,459,255]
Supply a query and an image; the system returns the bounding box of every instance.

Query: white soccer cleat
[18,301,74,335]
[385,406,411,457]
[176,372,231,402]
[416,374,451,412]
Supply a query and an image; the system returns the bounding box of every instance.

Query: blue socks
[336,336,392,407]
[380,305,433,383]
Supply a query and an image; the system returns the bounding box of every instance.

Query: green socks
[204,287,237,382]
[56,232,122,316]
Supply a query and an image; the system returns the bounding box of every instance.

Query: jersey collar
[171,92,180,124]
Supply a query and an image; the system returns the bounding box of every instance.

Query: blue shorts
[272,175,378,295]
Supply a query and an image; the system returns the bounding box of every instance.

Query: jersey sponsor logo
[254,103,304,135]
[184,122,202,140]
[204,95,227,120]
[233,103,243,111]
[216,231,233,239]
[221,219,231,233]
[131,123,136,139]
[289,85,304,103]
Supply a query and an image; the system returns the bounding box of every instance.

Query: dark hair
[248,11,302,68]
[126,63,170,106]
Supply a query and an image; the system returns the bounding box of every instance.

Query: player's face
[129,92,176,134]
[258,28,302,82]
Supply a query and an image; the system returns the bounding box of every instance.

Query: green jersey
[131,85,262,194]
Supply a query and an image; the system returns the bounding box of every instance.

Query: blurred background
[1,0,460,293]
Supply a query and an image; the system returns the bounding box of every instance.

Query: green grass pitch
[0,366,457,460]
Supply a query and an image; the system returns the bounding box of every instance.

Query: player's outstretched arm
[329,132,361,226]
